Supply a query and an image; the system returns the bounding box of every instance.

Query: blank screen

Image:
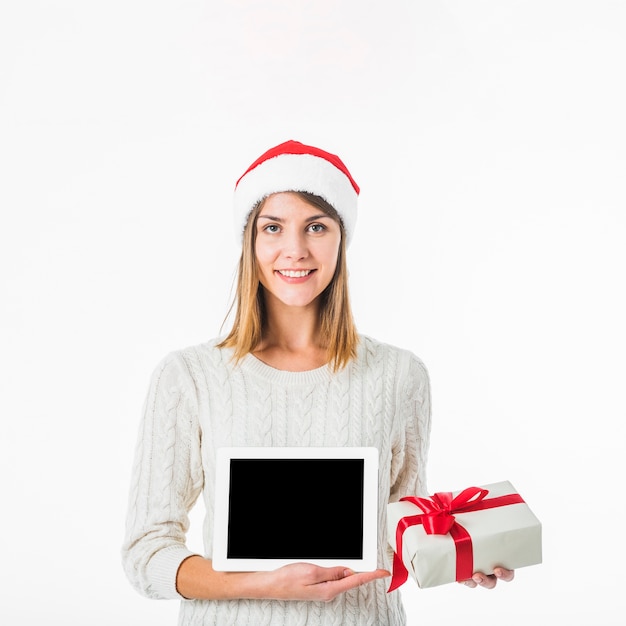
[227,458,365,559]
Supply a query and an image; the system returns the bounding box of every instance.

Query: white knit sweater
[122,335,431,626]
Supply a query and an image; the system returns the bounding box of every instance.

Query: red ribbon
[388,486,524,592]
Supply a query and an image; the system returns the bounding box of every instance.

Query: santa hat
[233,140,360,245]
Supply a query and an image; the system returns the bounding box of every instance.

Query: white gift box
[387,480,542,589]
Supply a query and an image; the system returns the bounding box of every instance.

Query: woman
[122,140,513,625]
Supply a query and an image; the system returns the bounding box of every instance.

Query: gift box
[387,480,542,590]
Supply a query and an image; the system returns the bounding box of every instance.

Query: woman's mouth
[276,269,313,278]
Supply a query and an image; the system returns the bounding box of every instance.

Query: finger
[309,566,355,584]
[311,568,390,603]
[333,568,390,588]
[318,569,389,594]
[307,567,388,587]
[355,569,391,585]
[461,567,515,590]
[494,567,515,582]
[472,573,497,589]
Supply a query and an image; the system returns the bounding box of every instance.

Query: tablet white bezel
[212,446,379,572]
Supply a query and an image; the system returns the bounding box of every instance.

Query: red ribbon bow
[388,486,524,592]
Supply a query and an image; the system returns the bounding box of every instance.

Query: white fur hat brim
[234,142,359,245]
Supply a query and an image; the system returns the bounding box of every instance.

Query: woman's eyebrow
[305,214,332,222]
[257,214,331,222]
[257,215,283,222]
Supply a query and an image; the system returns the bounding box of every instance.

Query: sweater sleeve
[389,351,432,502]
[121,352,204,599]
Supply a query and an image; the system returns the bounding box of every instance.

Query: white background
[1,1,624,624]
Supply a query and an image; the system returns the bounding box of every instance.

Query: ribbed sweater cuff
[147,545,198,599]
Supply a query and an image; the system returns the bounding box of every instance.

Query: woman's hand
[459,566,515,589]
[176,556,389,602]
[256,562,390,602]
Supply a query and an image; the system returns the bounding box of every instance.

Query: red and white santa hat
[234,140,360,245]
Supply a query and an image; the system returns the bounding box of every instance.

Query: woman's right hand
[176,556,389,602]
[255,562,391,602]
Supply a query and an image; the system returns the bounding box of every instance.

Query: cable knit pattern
[122,335,431,625]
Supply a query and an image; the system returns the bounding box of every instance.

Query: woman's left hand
[459,567,515,589]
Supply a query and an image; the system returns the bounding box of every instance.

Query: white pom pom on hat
[233,139,360,245]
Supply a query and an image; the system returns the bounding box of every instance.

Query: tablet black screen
[226,458,365,559]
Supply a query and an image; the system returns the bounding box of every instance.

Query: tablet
[212,446,379,572]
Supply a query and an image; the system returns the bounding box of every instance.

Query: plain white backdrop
[1,1,624,624]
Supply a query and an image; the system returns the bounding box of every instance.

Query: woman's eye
[264,224,280,233]
[308,223,325,233]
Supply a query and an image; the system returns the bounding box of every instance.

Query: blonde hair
[218,192,358,371]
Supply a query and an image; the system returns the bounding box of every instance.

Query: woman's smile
[276,268,316,281]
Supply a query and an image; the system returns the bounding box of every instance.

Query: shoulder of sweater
[358,334,428,372]
[148,338,227,385]
[157,337,227,364]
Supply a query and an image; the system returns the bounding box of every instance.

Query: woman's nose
[282,230,308,259]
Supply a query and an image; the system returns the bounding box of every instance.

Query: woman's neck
[252,300,327,371]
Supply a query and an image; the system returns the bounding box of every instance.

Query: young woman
[121,140,513,625]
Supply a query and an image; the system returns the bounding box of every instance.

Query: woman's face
[254,192,341,311]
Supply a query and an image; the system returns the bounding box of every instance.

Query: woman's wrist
[176,555,267,601]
